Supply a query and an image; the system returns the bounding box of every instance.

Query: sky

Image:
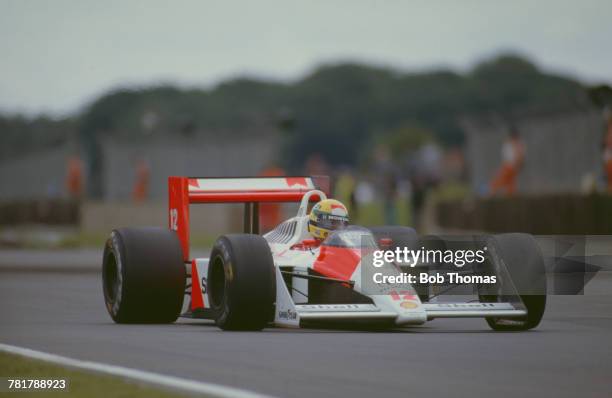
[1,0,611,117]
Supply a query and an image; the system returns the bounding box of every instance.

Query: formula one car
[102,176,547,331]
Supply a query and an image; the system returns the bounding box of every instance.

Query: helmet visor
[314,212,349,231]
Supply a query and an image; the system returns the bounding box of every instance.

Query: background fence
[436,194,612,234]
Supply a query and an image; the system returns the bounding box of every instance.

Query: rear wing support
[243,202,259,234]
[168,176,329,261]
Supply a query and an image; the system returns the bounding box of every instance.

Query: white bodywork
[184,190,527,327]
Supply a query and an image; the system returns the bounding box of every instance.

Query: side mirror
[379,238,393,248]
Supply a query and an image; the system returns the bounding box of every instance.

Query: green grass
[0,352,192,398]
[430,181,470,203]
[353,198,412,227]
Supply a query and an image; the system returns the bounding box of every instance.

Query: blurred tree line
[0,116,77,161]
[0,54,589,172]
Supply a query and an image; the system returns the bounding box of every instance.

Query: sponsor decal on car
[278,309,297,320]
[390,290,417,301]
[400,301,418,309]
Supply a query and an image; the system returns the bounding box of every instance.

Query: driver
[307,199,350,241]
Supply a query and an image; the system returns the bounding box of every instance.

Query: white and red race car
[102,176,546,331]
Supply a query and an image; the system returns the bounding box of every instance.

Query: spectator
[305,152,329,177]
[407,143,442,231]
[334,169,358,221]
[373,145,398,225]
[490,128,525,195]
[65,155,84,199]
[132,159,150,203]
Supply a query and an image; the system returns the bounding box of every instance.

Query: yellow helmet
[308,199,349,240]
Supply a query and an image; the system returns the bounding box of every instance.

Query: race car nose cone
[395,310,427,326]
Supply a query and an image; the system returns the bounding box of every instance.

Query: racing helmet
[307,199,349,240]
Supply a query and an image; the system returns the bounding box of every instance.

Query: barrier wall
[80,201,244,235]
[436,194,612,234]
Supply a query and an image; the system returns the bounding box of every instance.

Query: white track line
[0,343,272,398]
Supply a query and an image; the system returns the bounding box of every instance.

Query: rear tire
[208,234,276,331]
[479,233,547,331]
[102,227,185,324]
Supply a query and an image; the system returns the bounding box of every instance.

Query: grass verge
[0,352,191,397]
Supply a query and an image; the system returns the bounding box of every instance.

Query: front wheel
[479,233,547,331]
[207,234,276,331]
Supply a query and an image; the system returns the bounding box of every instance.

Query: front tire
[479,233,547,331]
[207,234,276,331]
[102,227,185,324]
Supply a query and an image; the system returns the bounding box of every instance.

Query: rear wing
[168,176,329,261]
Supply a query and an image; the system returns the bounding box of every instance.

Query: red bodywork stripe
[169,176,190,261]
[191,260,205,310]
[285,177,309,188]
[313,246,361,281]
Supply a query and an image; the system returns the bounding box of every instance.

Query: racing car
[102,176,547,331]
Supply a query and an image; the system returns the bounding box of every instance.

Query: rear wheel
[102,227,185,323]
[479,233,547,331]
[208,234,276,331]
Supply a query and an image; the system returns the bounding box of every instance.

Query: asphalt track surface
[1,268,611,398]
